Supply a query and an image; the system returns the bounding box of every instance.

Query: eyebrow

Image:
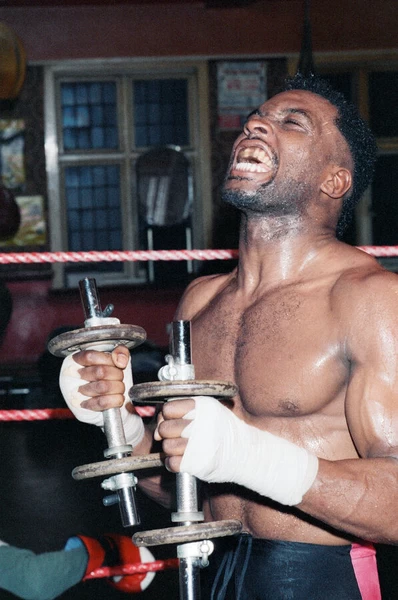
[246,107,315,127]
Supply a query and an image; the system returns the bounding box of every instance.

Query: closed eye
[282,117,309,132]
[281,108,314,131]
[284,118,303,127]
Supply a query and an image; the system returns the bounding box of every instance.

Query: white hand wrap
[180,396,319,506]
[59,353,145,448]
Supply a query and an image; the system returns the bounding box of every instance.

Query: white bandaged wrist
[180,396,318,506]
[59,353,144,447]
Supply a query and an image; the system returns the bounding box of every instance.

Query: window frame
[44,58,212,289]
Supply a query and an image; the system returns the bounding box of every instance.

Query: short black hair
[283,72,378,236]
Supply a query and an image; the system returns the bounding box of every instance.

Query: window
[44,60,211,288]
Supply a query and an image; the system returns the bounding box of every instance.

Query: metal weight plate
[133,519,243,547]
[48,324,147,357]
[72,452,164,481]
[129,380,238,404]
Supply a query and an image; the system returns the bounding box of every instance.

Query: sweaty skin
[73,90,398,546]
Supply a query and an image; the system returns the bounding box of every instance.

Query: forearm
[160,397,398,542]
[137,471,175,509]
[299,456,398,544]
[131,420,156,455]
[0,544,86,600]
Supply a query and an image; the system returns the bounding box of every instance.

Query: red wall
[0,0,397,63]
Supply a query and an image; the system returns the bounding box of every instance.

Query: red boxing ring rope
[0,249,239,264]
[0,245,397,265]
[0,407,156,420]
[358,246,398,257]
[0,408,75,422]
[0,244,394,423]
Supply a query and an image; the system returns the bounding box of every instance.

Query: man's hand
[59,344,145,447]
[154,398,195,472]
[68,345,130,412]
[155,395,319,506]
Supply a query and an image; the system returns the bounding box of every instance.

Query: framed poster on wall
[0,119,25,189]
[0,195,46,247]
[217,61,267,130]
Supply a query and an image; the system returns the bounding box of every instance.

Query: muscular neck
[236,214,337,294]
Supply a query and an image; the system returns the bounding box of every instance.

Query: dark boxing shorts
[202,535,381,599]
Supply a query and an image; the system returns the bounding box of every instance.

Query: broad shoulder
[331,248,398,352]
[175,272,233,321]
[332,250,398,312]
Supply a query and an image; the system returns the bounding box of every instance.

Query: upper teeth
[236,147,273,172]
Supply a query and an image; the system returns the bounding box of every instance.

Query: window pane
[93,166,106,186]
[135,125,146,147]
[369,72,398,137]
[103,82,116,103]
[91,105,103,126]
[108,165,119,185]
[133,78,189,148]
[61,81,118,150]
[62,107,75,128]
[91,127,104,148]
[76,83,89,104]
[65,164,123,251]
[371,155,398,245]
[61,84,75,106]
[89,83,102,104]
[105,127,118,147]
[63,128,76,150]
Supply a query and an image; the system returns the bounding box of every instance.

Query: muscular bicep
[345,276,398,460]
[346,364,398,459]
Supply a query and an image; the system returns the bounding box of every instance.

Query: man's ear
[320,167,352,199]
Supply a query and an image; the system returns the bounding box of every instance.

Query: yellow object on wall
[0,22,26,100]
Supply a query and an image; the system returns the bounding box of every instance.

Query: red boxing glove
[78,533,156,593]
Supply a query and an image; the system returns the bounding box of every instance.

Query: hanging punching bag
[0,185,20,240]
[0,21,26,100]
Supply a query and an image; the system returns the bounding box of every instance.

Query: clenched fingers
[72,345,130,369]
[79,380,125,411]
[156,426,188,474]
[70,345,130,411]
[155,417,190,442]
[154,398,195,441]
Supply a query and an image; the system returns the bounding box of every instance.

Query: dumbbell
[130,321,242,600]
[48,277,146,527]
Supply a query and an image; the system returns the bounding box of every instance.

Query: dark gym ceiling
[1,0,262,6]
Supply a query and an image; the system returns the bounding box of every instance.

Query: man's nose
[243,116,270,138]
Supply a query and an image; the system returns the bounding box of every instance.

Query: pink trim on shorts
[350,542,381,600]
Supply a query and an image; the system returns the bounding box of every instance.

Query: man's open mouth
[234,146,275,174]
